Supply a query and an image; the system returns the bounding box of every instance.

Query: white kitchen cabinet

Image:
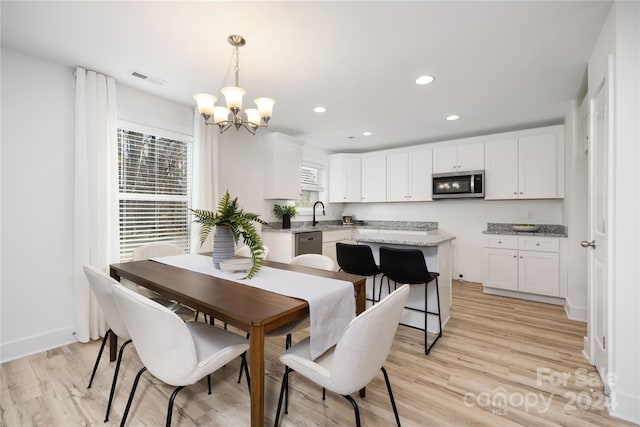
[432,142,484,173]
[387,149,433,202]
[484,247,519,291]
[262,132,304,200]
[518,250,560,296]
[261,232,295,263]
[361,154,386,202]
[484,131,564,200]
[483,234,561,298]
[328,154,362,203]
[321,229,355,269]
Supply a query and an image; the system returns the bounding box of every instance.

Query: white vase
[212,225,235,269]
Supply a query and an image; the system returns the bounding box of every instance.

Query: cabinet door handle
[520,192,523,195]
[536,243,540,246]
[513,192,517,195]
[520,256,524,258]
[513,256,517,258]
[498,241,502,244]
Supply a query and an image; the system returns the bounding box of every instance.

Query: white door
[432,146,458,173]
[586,73,610,383]
[518,251,560,297]
[484,138,519,199]
[483,248,518,291]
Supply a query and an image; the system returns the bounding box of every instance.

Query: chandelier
[193,35,275,135]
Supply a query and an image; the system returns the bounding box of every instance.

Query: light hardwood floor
[1,281,634,426]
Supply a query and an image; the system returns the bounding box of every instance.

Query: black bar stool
[379,246,442,355]
[336,242,383,305]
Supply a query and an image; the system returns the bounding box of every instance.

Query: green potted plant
[273,204,297,229]
[191,191,268,278]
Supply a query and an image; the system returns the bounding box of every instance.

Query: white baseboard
[483,287,565,305]
[564,297,588,321]
[610,389,640,425]
[0,326,78,363]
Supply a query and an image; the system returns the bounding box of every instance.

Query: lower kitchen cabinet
[483,234,561,299]
[322,229,355,269]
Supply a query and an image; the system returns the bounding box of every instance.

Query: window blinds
[118,128,193,261]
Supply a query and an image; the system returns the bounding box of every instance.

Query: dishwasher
[295,231,323,256]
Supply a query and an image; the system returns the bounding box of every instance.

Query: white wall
[1,48,77,361]
[0,49,196,362]
[562,100,588,320]
[587,2,640,422]
[343,199,563,283]
[610,1,639,422]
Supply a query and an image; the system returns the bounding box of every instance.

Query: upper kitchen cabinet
[263,132,304,200]
[387,149,433,202]
[432,142,484,173]
[328,154,362,203]
[361,153,387,202]
[484,128,564,200]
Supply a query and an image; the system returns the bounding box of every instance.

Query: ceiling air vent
[127,69,167,86]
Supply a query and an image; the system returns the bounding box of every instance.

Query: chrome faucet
[312,201,325,226]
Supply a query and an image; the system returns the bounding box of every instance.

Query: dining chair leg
[381,367,402,426]
[241,353,251,391]
[104,339,132,422]
[166,386,185,427]
[342,395,362,427]
[120,367,147,427]
[274,367,292,427]
[322,387,326,400]
[207,374,211,395]
[87,329,112,388]
[424,281,429,355]
[424,278,443,355]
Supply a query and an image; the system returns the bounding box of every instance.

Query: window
[117,125,193,261]
[296,163,325,210]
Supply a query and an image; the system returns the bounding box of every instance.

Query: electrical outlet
[458,274,464,280]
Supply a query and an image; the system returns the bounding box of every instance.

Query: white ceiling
[1,1,611,152]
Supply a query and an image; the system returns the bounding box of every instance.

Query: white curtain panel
[73,67,118,342]
[190,109,219,253]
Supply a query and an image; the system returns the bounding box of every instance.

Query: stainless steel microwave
[432,171,484,199]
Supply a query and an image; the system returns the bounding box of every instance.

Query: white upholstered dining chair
[235,244,269,260]
[274,285,410,427]
[131,242,195,319]
[289,253,336,271]
[82,265,133,423]
[111,283,251,427]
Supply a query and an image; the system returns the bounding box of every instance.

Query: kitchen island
[354,230,455,334]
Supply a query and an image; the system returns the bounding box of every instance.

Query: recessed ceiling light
[362,131,373,136]
[446,115,460,121]
[313,106,327,113]
[415,75,435,85]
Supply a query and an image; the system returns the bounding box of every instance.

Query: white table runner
[151,254,356,359]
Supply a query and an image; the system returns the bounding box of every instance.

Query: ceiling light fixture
[446,114,460,121]
[362,131,373,136]
[193,35,275,135]
[415,75,435,85]
[313,106,327,113]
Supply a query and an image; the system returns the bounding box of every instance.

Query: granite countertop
[354,230,456,247]
[483,222,568,238]
[263,220,438,234]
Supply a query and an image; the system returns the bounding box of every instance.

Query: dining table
[109,255,366,427]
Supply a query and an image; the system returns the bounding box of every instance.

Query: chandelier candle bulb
[193,93,217,117]
[213,106,230,124]
[245,108,261,126]
[221,86,245,110]
[255,97,275,121]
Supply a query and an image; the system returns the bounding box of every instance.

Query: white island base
[354,232,454,335]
